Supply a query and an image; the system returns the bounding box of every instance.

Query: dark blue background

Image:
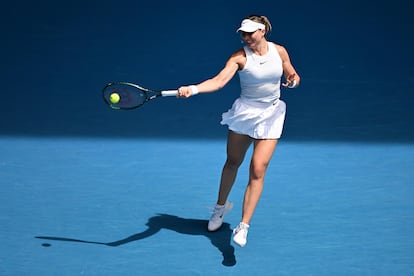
[1,0,413,142]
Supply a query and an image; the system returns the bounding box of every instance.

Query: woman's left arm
[275,44,301,88]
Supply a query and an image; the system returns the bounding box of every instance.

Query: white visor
[236,19,265,33]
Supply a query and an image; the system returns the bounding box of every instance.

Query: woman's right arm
[177,49,245,97]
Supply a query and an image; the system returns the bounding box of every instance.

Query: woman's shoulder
[269,42,288,57]
[233,47,247,56]
[226,48,247,70]
[269,42,286,51]
[229,48,247,60]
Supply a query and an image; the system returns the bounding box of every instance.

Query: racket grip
[161,90,178,97]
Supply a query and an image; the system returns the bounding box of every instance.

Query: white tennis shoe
[207,201,233,231]
[233,222,249,247]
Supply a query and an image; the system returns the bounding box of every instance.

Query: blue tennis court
[1,138,414,275]
[1,0,413,275]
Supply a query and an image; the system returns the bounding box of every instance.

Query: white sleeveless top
[221,42,287,139]
[238,42,283,104]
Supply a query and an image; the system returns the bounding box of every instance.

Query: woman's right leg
[216,131,252,205]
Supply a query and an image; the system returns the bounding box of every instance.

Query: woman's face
[240,29,265,47]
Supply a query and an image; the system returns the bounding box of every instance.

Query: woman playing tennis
[177,15,300,247]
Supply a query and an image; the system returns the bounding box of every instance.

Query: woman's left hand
[282,73,296,87]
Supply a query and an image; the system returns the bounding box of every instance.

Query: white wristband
[288,79,298,88]
[189,85,199,95]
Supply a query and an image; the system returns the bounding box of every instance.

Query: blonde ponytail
[247,15,272,35]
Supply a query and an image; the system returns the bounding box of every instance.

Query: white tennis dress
[221,42,286,139]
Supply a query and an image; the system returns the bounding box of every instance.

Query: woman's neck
[250,40,268,56]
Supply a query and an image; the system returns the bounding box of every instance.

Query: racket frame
[102,82,177,110]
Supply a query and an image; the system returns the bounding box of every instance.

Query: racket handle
[161,90,178,97]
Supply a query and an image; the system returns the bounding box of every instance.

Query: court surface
[1,137,413,275]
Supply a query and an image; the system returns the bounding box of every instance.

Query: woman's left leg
[242,138,278,225]
[232,138,278,247]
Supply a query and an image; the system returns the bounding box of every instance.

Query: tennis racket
[102,82,178,110]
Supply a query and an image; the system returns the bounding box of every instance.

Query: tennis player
[177,15,300,247]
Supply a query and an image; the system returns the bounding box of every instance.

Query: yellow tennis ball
[109,93,120,104]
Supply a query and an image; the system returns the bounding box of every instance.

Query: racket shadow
[35,213,236,267]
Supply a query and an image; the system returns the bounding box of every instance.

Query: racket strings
[103,83,148,109]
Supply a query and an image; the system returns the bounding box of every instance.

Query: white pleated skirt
[221,97,286,139]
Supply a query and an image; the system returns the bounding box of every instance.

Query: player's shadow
[35,213,236,266]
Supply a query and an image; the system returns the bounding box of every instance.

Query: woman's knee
[249,161,269,180]
[224,157,243,170]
